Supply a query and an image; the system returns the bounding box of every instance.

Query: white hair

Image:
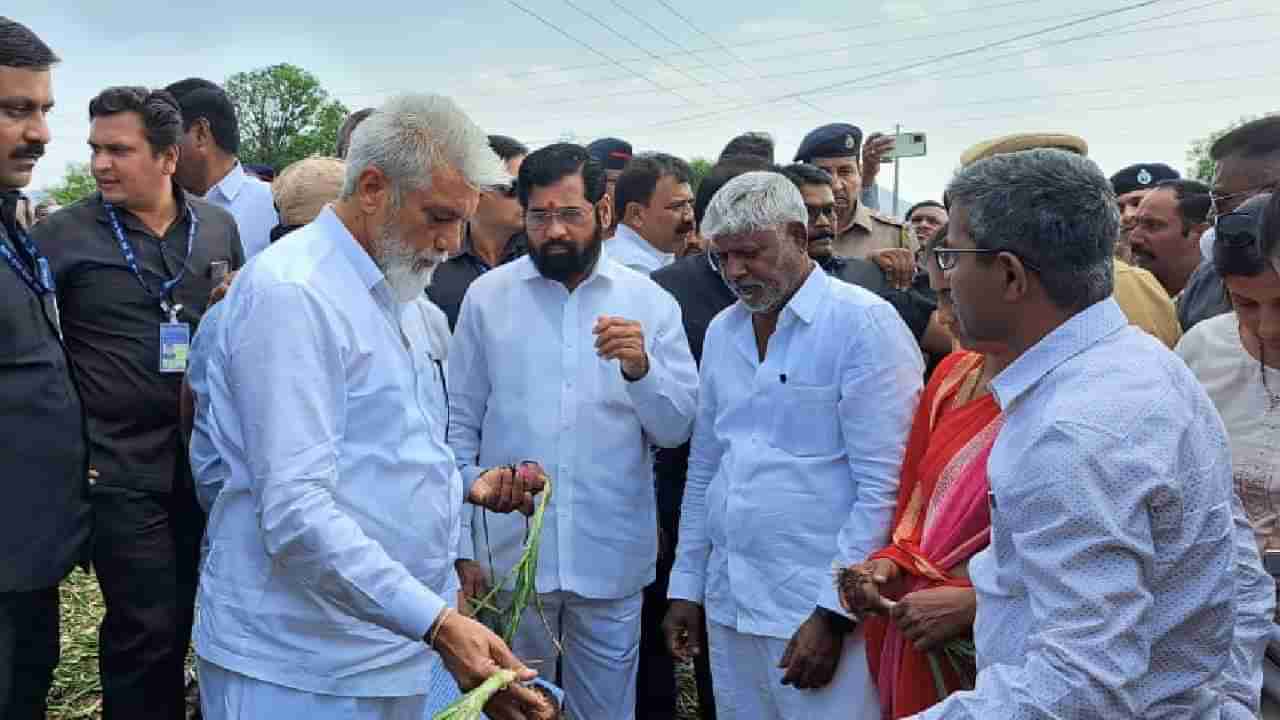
[340,93,509,201]
[701,171,807,241]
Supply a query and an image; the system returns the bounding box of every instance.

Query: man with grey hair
[195,94,550,720]
[913,148,1263,718]
[664,171,922,719]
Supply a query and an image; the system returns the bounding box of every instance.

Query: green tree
[1187,116,1256,182]
[224,63,349,170]
[687,157,713,194]
[45,163,96,206]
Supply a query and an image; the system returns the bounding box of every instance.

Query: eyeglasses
[526,206,592,230]
[1209,182,1279,221]
[934,247,1042,273]
[805,204,837,224]
[665,198,694,214]
[1212,209,1266,276]
[706,243,721,273]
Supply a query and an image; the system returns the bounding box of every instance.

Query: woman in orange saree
[840,227,1002,719]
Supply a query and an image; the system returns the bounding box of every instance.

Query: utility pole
[892,123,901,217]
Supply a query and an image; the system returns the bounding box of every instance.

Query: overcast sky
[20,0,1280,211]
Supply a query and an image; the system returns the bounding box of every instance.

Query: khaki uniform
[1114,260,1181,349]
[833,202,911,259]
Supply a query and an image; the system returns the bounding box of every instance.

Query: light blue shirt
[194,207,460,697]
[919,298,1247,719]
[669,265,923,638]
[447,255,698,599]
[205,162,278,259]
[188,300,228,513]
[607,223,674,275]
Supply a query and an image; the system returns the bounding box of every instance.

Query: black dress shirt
[428,230,527,330]
[33,188,244,494]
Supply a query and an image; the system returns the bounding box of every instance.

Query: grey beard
[372,225,443,303]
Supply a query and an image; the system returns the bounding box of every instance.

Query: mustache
[810,230,834,241]
[677,222,695,235]
[12,144,45,160]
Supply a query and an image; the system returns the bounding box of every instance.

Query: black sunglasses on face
[1213,208,1266,275]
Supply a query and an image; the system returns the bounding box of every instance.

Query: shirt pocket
[770,383,841,457]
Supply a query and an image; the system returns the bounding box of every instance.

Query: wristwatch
[815,605,857,635]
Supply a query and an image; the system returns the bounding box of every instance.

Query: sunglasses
[1213,209,1266,275]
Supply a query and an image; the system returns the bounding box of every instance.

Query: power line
[639,0,1217,131]
[338,0,1251,106]
[463,0,1065,83]
[932,86,1278,131]
[329,0,1067,100]
[506,0,695,107]
[651,0,829,120]
[817,2,1255,103]
[558,0,719,104]
[456,5,1267,113]
[515,56,1276,146]
[496,0,1244,137]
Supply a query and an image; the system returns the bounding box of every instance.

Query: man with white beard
[195,94,550,720]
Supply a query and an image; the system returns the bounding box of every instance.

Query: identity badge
[159,322,191,374]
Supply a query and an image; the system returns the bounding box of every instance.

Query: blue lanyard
[103,201,197,311]
[0,222,55,297]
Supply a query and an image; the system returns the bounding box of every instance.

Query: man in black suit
[642,156,767,720]
[0,17,92,717]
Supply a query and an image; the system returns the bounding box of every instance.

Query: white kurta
[670,265,922,719]
[197,207,460,700]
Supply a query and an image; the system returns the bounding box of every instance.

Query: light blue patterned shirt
[918,298,1247,719]
[668,265,922,638]
[195,207,460,696]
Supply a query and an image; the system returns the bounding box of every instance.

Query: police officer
[1111,162,1180,261]
[795,123,908,259]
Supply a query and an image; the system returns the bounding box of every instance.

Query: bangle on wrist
[429,607,455,649]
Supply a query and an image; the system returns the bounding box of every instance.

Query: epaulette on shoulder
[871,211,903,227]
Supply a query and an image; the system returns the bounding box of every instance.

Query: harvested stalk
[834,565,976,694]
[431,669,516,720]
[469,471,559,652]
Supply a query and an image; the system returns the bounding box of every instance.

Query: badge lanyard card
[104,202,198,374]
[0,222,61,337]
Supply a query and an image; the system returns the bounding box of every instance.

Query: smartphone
[1264,549,1280,577]
[882,132,928,162]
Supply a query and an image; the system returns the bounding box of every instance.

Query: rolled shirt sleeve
[228,283,446,642]
[624,295,699,449]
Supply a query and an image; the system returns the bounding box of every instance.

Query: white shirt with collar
[607,223,675,275]
[204,161,279,259]
[917,298,1262,719]
[447,254,698,599]
[669,265,923,638]
[195,207,460,697]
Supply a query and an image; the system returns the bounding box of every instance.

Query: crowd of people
[3,13,1280,720]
